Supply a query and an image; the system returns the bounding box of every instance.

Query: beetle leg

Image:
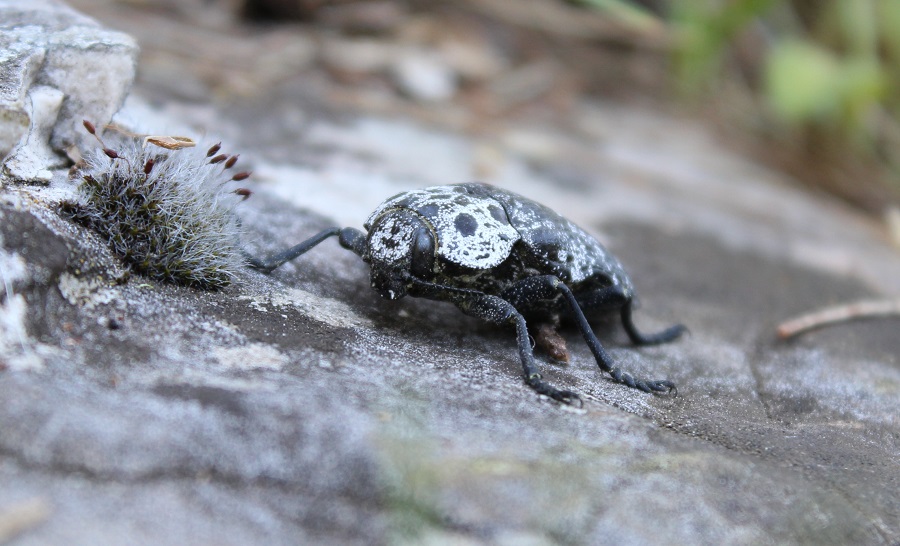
[621,300,686,346]
[245,227,366,273]
[502,276,676,395]
[406,276,581,406]
[576,286,686,346]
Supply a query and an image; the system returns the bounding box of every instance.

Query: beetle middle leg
[502,276,676,394]
[406,277,581,405]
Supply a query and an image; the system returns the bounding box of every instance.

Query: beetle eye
[410,226,435,279]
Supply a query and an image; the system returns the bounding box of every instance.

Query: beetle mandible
[247,182,685,405]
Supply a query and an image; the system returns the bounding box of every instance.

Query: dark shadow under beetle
[246,183,685,406]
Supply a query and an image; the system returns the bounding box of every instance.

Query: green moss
[62,137,248,290]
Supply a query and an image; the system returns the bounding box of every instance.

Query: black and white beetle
[247,182,685,405]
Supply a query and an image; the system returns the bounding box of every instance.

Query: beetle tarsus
[508,296,582,406]
[607,367,675,394]
[527,375,582,406]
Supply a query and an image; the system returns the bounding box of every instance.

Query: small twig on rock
[777,299,900,339]
[0,497,51,543]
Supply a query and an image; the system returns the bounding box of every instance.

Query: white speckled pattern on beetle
[366,213,419,264]
[365,184,519,270]
[365,183,632,293]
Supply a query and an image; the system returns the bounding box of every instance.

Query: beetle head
[366,210,435,300]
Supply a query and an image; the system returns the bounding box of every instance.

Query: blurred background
[67,0,900,225]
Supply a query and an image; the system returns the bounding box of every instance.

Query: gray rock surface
[1,4,899,546]
[0,0,137,182]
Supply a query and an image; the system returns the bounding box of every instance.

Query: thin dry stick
[777,299,900,339]
[0,498,51,543]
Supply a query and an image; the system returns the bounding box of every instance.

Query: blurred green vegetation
[585,0,900,211]
[675,1,894,133]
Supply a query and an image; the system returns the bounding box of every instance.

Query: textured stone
[0,0,137,182]
[0,2,899,544]
[1,98,898,543]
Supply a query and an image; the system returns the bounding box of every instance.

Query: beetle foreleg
[504,276,677,395]
[406,276,581,406]
[245,227,366,273]
[511,311,582,406]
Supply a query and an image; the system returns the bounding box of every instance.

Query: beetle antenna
[245,228,343,273]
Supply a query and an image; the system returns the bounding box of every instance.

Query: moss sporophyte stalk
[61,121,253,290]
